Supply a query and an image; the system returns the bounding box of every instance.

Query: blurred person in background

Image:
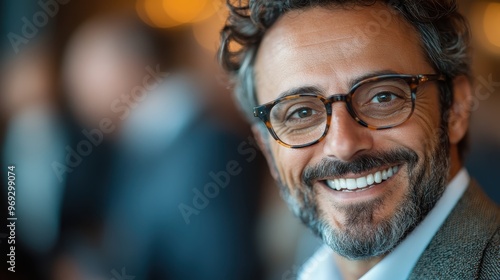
[52,13,157,280]
[1,39,67,279]
[52,12,264,280]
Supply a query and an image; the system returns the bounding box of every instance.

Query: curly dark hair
[218,0,471,158]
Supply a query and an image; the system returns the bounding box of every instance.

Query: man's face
[254,5,452,259]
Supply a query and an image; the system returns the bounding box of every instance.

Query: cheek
[410,94,442,156]
[270,140,313,188]
[375,90,442,159]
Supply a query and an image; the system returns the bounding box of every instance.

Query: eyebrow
[275,69,401,99]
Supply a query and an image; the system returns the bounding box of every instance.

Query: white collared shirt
[298,168,470,280]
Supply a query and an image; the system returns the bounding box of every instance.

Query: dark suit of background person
[50,14,265,280]
[98,77,265,280]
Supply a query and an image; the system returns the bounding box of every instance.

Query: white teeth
[367,174,374,185]
[328,181,334,189]
[374,171,382,183]
[339,179,346,189]
[326,180,334,189]
[346,179,357,190]
[326,165,400,191]
[356,177,368,188]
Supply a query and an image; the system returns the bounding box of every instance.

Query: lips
[324,165,400,192]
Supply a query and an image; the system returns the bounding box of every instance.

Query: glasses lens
[270,96,327,146]
[351,78,413,127]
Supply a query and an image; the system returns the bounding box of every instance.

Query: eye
[370,91,399,104]
[289,107,315,119]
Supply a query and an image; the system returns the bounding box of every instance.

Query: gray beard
[276,129,450,260]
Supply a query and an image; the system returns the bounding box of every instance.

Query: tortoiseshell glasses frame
[253,74,446,149]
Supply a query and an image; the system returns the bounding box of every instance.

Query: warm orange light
[137,0,225,28]
[136,0,181,28]
[484,2,500,48]
[135,0,154,27]
[163,0,209,24]
[192,0,224,22]
[192,8,227,52]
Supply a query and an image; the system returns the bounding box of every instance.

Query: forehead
[254,4,433,104]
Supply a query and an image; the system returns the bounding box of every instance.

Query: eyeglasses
[253,74,446,148]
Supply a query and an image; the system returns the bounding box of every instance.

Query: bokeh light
[136,0,223,28]
[484,2,500,48]
[137,0,180,28]
[192,9,227,52]
[164,0,207,23]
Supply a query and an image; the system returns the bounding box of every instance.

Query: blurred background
[0,0,499,280]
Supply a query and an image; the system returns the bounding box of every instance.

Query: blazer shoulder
[478,221,500,278]
[410,180,500,279]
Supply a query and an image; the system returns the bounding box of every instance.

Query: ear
[251,124,279,180]
[448,75,472,145]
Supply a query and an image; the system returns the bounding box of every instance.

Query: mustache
[302,148,419,186]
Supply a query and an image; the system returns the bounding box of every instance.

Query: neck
[448,145,462,183]
[333,254,383,280]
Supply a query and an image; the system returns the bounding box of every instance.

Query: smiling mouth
[323,165,400,192]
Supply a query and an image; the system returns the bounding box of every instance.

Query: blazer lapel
[409,180,500,279]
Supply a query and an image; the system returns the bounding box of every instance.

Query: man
[219,0,500,279]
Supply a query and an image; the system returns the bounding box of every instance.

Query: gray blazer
[410,180,500,279]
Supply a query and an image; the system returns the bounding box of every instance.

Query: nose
[322,105,373,161]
